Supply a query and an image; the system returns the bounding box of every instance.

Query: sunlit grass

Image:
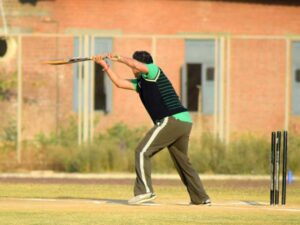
[0,180,299,225]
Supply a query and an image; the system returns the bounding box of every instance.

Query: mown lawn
[0,179,299,225]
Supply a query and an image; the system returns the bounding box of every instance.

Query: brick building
[1,0,300,143]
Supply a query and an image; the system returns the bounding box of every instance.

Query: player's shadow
[96,198,129,205]
[96,198,157,206]
[57,197,129,205]
[241,201,265,206]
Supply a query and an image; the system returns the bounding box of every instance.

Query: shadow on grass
[55,197,157,206]
[56,196,129,205]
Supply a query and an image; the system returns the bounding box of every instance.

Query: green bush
[189,133,227,174]
[35,119,77,147]
[0,120,17,161]
[190,133,299,175]
[226,134,269,174]
[194,133,260,174]
[287,133,300,173]
[0,120,17,143]
[31,122,147,173]
[0,71,17,101]
[1,121,299,175]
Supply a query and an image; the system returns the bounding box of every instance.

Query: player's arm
[93,55,135,91]
[108,54,149,74]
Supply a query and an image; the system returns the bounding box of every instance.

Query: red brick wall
[20,36,74,138]
[49,0,300,35]
[230,39,286,135]
[1,0,300,138]
[5,0,300,35]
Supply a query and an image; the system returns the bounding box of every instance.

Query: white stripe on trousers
[140,117,169,193]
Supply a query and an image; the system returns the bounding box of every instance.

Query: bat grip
[90,56,108,60]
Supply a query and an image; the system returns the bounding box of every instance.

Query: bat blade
[42,57,92,65]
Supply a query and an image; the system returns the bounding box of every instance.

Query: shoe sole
[128,195,157,205]
[190,200,212,206]
[190,203,212,206]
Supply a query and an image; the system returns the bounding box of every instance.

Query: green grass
[0,180,300,225]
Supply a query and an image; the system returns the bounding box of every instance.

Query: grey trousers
[134,116,209,204]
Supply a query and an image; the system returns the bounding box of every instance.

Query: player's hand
[92,55,106,65]
[92,55,109,71]
[107,53,121,61]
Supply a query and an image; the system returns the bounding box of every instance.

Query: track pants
[134,116,209,204]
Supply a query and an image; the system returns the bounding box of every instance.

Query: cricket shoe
[128,193,157,205]
[190,199,212,206]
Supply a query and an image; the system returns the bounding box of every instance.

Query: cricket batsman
[93,51,211,205]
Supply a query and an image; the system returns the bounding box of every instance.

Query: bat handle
[89,56,108,60]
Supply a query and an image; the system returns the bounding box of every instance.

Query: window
[94,63,106,110]
[292,42,300,115]
[206,67,215,81]
[73,37,112,113]
[296,69,300,83]
[187,63,202,111]
[182,40,215,115]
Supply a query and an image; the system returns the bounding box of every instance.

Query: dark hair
[132,51,153,64]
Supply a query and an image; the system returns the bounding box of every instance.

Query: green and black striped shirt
[131,64,192,123]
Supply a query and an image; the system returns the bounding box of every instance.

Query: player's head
[132,51,153,77]
[133,51,153,64]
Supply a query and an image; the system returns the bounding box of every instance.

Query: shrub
[287,133,300,173]
[31,122,147,173]
[1,121,299,175]
[0,71,17,101]
[35,118,77,147]
[190,133,274,174]
[225,134,269,174]
[0,120,17,143]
